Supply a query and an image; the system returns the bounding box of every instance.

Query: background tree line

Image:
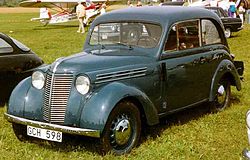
[0,0,23,7]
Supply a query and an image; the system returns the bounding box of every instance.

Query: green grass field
[0,12,250,159]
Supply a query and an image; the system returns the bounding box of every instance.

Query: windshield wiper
[115,42,133,50]
[97,43,106,49]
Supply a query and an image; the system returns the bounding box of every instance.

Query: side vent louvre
[95,67,147,84]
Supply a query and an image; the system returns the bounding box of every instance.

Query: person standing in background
[228,0,236,17]
[136,0,142,6]
[238,3,246,26]
[100,3,107,15]
[127,0,134,7]
[76,0,86,33]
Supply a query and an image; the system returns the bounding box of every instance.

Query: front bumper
[4,113,100,138]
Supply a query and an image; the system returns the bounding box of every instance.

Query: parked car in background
[0,33,43,106]
[205,7,243,38]
[5,6,244,155]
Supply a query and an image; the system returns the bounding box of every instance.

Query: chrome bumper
[243,148,250,160]
[4,113,100,138]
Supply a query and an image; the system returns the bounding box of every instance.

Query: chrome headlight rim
[75,75,91,95]
[31,71,45,90]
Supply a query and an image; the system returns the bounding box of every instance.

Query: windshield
[89,22,162,49]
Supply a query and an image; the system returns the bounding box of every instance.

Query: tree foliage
[0,0,22,7]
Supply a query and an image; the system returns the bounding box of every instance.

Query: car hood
[50,50,155,74]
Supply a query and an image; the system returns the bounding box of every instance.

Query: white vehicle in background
[19,0,119,26]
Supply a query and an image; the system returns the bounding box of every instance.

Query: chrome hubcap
[225,29,230,38]
[111,115,131,146]
[217,85,226,105]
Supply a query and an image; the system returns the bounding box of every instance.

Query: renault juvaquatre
[5,6,244,155]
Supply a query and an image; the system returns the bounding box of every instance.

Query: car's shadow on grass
[28,94,241,155]
[229,34,240,39]
[140,103,211,141]
[141,94,241,141]
[29,134,101,155]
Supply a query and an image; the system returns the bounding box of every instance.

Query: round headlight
[32,71,45,89]
[76,76,90,95]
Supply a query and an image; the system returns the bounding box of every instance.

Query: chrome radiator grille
[43,73,73,124]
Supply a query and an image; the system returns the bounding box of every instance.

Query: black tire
[210,78,231,112]
[100,101,141,155]
[12,123,29,141]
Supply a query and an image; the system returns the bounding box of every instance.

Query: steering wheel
[136,36,158,47]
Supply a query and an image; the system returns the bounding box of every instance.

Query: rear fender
[209,59,241,101]
[79,82,159,132]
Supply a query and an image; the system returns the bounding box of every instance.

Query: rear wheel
[100,101,141,155]
[210,78,231,112]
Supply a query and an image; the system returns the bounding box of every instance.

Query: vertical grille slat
[43,73,73,124]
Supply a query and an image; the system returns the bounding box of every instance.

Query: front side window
[0,38,13,54]
[165,20,200,52]
[90,22,162,49]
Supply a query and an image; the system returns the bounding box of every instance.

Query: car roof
[92,6,221,27]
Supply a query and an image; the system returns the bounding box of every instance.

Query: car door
[160,20,218,112]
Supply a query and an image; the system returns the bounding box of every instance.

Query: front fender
[7,77,44,121]
[209,59,241,101]
[7,77,31,116]
[79,82,159,132]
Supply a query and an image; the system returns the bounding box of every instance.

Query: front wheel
[210,78,231,112]
[100,101,141,155]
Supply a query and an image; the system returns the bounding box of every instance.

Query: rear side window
[0,38,13,54]
[164,19,222,53]
[201,20,222,45]
[11,38,30,52]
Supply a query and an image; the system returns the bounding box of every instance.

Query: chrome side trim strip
[5,113,100,138]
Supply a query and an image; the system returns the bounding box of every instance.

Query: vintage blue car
[5,6,243,155]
